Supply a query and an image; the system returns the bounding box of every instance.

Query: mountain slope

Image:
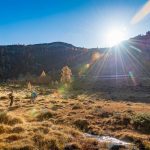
[0,32,150,81]
[0,42,93,80]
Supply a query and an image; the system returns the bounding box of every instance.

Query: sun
[105,27,128,47]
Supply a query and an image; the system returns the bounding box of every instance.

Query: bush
[51,104,63,111]
[0,112,9,123]
[11,126,25,133]
[46,138,60,150]
[6,134,24,142]
[0,112,23,125]
[131,113,150,133]
[33,134,59,150]
[10,117,23,125]
[72,104,82,110]
[74,119,89,132]
[36,111,54,121]
[0,125,11,134]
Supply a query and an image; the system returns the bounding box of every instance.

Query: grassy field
[0,84,150,150]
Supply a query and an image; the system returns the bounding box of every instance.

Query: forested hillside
[0,32,150,82]
[0,42,94,80]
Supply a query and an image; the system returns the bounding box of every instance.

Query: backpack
[31,92,37,98]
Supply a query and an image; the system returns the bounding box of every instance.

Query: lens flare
[92,52,101,62]
[131,0,150,24]
[29,108,38,117]
[78,63,90,76]
[129,71,137,86]
[86,64,90,68]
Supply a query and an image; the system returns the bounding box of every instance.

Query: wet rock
[85,133,132,150]
[110,145,126,150]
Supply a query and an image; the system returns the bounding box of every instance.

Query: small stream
[85,133,133,149]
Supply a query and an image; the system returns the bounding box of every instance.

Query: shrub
[9,117,23,125]
[60,66,72,84]
[112,113,131,127]
[0,125,11,134]
[74,119,89,132]
[72,104,82,110]
[11,126,25,133]
[46,138,60,150]
[0,112,9,123]
[33,127,49,134]
[131,113,150,133]
[99,111,111,118]
[0,112,23,125]
[33,134,59,150]
[51,104,63,111]
[36,111,54,121]
[6,134,24,142]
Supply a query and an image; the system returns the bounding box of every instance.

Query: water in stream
[85,133,134,149]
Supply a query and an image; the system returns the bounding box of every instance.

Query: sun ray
[122,43,150,78]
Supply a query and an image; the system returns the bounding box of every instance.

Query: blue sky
[0,0,149,47]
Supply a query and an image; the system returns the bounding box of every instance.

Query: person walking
[8,90,14,106]
[30,91,37,103]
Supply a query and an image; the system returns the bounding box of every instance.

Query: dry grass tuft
[74,119,89,132]
[33,126,49,134]
[2,144,34,150]
[33,133,60,150]
[36,111,55,121]
[10,117,23,125]
[0,112,23,125]
[0,124,11,134]
[64,142,81,150]
[131,113,150,133]
[6,134,24,142]
[11,126,25,133]
[82,138,100,150]
[51,104,63,111]
[72,103,82,110]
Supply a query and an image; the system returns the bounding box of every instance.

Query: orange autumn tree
[27,81,32,90]
[38,70,51,84]
[60,66,72,84]
[40,70,46,77]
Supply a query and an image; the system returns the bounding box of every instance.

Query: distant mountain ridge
[0,32,150,81]
[0,42,91,80]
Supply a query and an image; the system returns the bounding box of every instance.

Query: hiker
[8,90,14,106]
[30,91,37,103]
